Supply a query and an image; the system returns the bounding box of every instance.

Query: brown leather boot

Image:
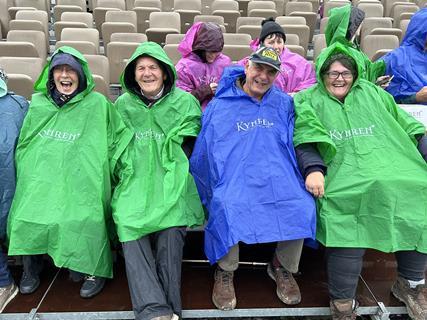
[267,262,301,305]
[212,267,237,310]
[392,277,427,320]
[329,298,358,320]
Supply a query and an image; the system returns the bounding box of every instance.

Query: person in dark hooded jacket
[175,22,231,111]
[0,68,28,313]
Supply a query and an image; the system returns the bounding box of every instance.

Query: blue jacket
[190,65,316,264]
[0,85,28,240]
[381,8,427,104]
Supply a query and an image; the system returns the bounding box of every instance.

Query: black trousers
[122,227,186,320]
[326,248,427,300]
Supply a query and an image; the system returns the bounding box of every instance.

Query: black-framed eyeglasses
[325,71,353,80]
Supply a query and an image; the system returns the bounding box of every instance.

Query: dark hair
[321,53,358,78]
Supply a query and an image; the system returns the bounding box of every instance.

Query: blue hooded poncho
[190,65,316,264]
[381,8,427,104]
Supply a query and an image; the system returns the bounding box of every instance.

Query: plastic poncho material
[0,90,28,240]
[7,46,133,278]
[293,42,427,252]
[176,22,232,110]
[237,39,316,94]
[381,8,427,104]
[190,65,317,264]
[325,5,385,83]
[112,42,204,242]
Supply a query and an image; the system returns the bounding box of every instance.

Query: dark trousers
[326,248,427,300]
[122,227,186,320]
[0,248,13,287]
[22,255,44,277]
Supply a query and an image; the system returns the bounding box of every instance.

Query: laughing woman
[293,42,427,320]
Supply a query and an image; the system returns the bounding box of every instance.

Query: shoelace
[84,275,96,282]
[220,271,233,288]
[276,267,296,287]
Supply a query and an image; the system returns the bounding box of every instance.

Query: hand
[416,86,427,103]
[210,82,218,94]
[305,171,325,198]
[375,75,393,89]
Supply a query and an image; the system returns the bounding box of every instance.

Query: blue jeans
[0,249,13,287]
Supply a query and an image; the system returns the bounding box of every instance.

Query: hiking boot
[212,267,237,310]
[19,273,40,294]
[329,298,358,320]
[391,276,427,320]
[0,283,18,313]
[267,262,301,305]
[80,276,105,298]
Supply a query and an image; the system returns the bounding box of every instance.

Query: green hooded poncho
[112,42,204,242]
[293,42,427,253]
[325,5,385,83]
[7,46,133,278]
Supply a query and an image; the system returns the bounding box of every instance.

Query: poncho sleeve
[293,89,337,164]
[176,62,196,93]
[378,87,426,144]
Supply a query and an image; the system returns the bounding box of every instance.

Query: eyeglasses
[325,71,353,80]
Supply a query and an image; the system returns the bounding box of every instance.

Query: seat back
[55,40,98,54]
[163,43,182,64]
[361,34,399,60]
[360,17,392,40]
[61,12,94,27]
[7,29,47,60]
[107,41,140,84]
[285,1,312,15]
[223,33,251,45]
[222,44,252,62]
[357,2,384,17]
[110,32,147,42]
[54,21,87,41]
[61,27,100,54]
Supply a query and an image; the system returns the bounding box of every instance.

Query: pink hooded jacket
[176,22,232,110]
[238,39,316,94]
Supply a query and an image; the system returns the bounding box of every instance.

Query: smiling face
[134,56,166,97]
[323,61,354,102]
[262,34,285,55]
[53,64,79,95]
[243,61,278,100]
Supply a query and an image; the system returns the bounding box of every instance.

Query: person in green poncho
[111,42,204,320]
[7,46,133,299]
[325,4,389,85]
[293,42,427,320]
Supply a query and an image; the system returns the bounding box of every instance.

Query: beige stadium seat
[370,49,393,61]
[194,14,225,26]
[391,3,419,27]
[9,19,49,52]
[223,33,251,45]
[146,12,180,45]
[247,1,277,18]
[106,9,137,25]
[61,28,100,54]
[84,54,110,85]
[361,34,399,60]
[276,15,306,25]
[93,0,125,31]
[7,30,47,60]
[8,7,36,21]
[295,0,318,12]
[211,0,240,33]
[319,16,329,33]
[0,57,44,83]
[248,8,278,18]
[107,41,140,84]
[61,12,94,27]
[236,16,264,29]
[163,44,182,64]
[360,17,392,41]
[0,42,39,58]
[53,0,86,22]
[54,21,87,41]
[272,0,286,15]
[285,44,305,57]
[289,11,317,41]
[15,10,48,42]
[132,6,161,33]
[324,0,351,16]
[399,19,410,38]
[92,75,110,98]
[125,0,135,9]
[370,27,403,42]
[281,24,309,52]
[14,0,48,11]
[384,0,408,17]
[285,1,312,15]
[134,0,161,8]
[55,40,98,54]
[7,74,33,99]
[165,33,185,44]
[102,10,137,50]
[313,33,326,60]
[222,44,252,62]
[174,0,202,33]
[110,32,147,42]
[0,0,11,38]
[161,0,174,11]
[237,25,262,39]
[357,2,384,17]
[285,33,300,45]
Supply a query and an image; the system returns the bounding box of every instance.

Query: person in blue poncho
[190,47,317,311]
[0,69,28,312]
[381,8,427,104]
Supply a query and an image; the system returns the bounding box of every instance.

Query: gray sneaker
[0,283,18,313]
[19,273,40,294]
[391,277,427,320]
[329,298,358,320]
[80,276,105,298]
[212,268,237,310]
